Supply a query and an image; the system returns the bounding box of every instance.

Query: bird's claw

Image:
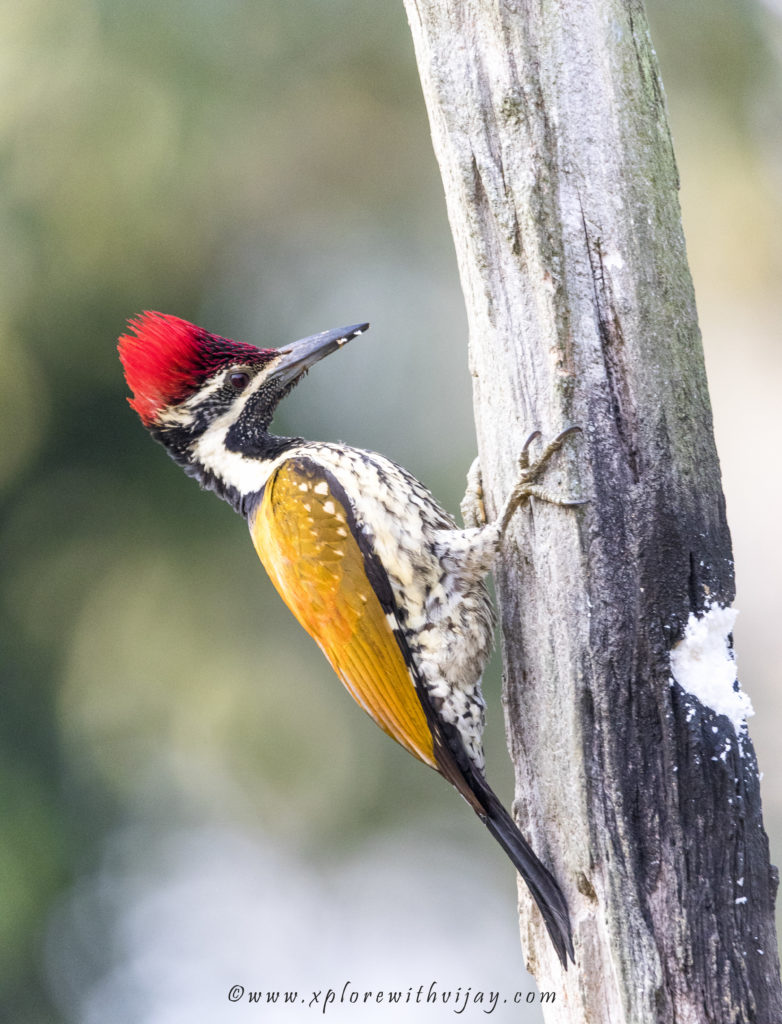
[520,426,582,477]
[501,426,585,532]
[519,430,543,470]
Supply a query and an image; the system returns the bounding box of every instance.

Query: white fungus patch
[669,605,754,733]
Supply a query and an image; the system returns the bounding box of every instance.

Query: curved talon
[539,425,582,463]
[499,425,585,532]
[552,425,582,444]
[520,429,543,466]
[522,425,582,483]
[522,429,543,449]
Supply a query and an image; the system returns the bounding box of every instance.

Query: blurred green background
[1,2,780,1021]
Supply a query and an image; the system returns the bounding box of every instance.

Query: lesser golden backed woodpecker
[118,311,580,966]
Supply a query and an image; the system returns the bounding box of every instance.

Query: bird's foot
[500,426,586,532]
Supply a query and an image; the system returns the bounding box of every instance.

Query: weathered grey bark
[403,1,781,1021]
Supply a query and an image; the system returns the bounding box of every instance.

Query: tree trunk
[403,1,782,1021]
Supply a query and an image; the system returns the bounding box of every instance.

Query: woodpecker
[118,311,580,966]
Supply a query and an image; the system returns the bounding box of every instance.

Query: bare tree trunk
[403,1,782,1021]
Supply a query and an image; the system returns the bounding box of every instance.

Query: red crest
[118,312,273,425]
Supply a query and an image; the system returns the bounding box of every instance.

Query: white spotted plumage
[253,440,500,772]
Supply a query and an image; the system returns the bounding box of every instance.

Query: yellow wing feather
[250,457,437,768]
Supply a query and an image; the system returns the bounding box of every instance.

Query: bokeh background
[2,2,781,1021]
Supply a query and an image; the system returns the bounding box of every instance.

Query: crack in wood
[579,194,641,483]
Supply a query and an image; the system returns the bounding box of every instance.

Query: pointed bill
[271,323,369,387]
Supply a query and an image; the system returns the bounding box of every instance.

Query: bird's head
[118,311,368,502]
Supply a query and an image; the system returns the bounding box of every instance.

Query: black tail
[474,776,574,968]
[416,681,573,965]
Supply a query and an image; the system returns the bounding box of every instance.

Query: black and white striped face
[152,356,294,495]
[147,322,369,499]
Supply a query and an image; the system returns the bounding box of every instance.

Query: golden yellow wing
[249,455,437,769]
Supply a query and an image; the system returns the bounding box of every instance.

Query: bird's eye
[229,371,251,391]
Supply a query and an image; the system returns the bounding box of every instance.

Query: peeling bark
[403,1,782,1021]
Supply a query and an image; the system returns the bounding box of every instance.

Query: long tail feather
[421,694,574,965]
[474,777,574,967]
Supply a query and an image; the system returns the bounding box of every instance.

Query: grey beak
[271,322,369,387]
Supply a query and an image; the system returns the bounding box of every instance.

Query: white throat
[189,415,276,494]
[175,369,279,495]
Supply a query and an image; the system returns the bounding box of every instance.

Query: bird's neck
[156,421,303,518]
